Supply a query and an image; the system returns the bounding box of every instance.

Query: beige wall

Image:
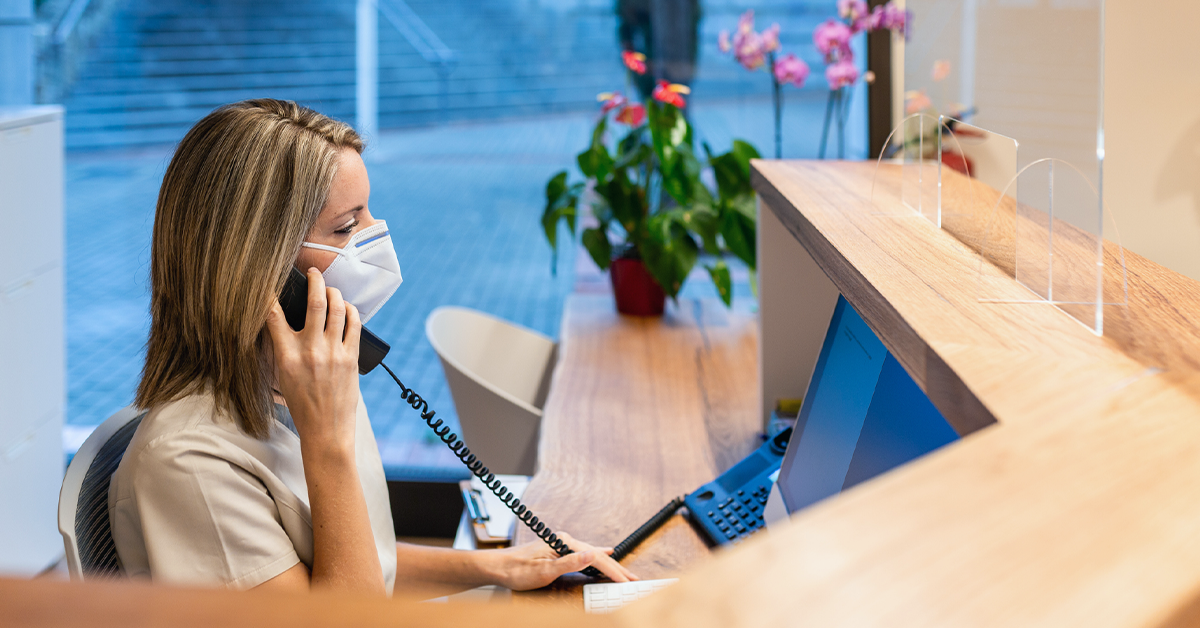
[1104,0,1200,281]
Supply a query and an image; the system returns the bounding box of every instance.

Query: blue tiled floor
[64,93,837,477]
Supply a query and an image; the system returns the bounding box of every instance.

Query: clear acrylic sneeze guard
[871,113,942,225]
[972,156,1127,335]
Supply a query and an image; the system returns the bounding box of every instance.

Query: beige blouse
[108,392,397,591]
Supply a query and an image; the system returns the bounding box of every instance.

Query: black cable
[610,496,686,562]
[379,361,603,578]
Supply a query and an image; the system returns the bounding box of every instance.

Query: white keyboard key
[583,578,679,614]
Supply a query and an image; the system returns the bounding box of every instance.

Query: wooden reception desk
[617,161,1200,627]
[7,161,1200,627]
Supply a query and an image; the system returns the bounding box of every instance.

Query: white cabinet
[0,106,64,574]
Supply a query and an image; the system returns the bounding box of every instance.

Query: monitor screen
[776,296,959,514]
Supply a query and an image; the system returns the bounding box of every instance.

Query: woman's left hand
[490,532,639,590]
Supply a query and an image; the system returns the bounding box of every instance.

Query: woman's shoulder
[120,393,281,476]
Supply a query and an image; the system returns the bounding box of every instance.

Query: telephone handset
[281,268,391,374]
[280,268,603,577]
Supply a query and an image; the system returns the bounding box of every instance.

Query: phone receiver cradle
[280,268,390,374]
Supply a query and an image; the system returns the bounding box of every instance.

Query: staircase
[62,0,835,150]
[63,0,624,149]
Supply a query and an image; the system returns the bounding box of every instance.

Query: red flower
[622,50,647,75]
[651,80,689,108]
[597,91,626,113]
[615,103,646,126]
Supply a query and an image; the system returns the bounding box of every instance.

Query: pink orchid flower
[773,53,810,88]
[718,30,731,53]
[761,23,781,53]
[878,3,907,33]
[735,32,768,70]
[652,80,689,108]
[813,19,852,57]
[728,9,770,70]
[737,10,755,36]
[597,91,626,114]
[622,50,647,75]
[615,103,646,126]
[825,59,859,90]
[838,0,870,27]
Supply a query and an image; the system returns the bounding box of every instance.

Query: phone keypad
[702,483,771,544]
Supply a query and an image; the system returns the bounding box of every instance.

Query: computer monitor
[763,296,959,525]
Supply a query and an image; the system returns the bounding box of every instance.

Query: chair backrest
[425,307,557,475]
[58,406,146,581]
[425,307,556,411]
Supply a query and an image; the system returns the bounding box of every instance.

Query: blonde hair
[137,99,363,439]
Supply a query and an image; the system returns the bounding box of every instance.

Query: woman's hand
[264,268,383,594]
[265,268,362,455]
[490,533,639,591]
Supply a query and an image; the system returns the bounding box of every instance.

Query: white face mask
[301,221,403,323]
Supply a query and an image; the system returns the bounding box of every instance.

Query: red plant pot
[610,258,666,316]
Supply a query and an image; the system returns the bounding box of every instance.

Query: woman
[109,99,635,594]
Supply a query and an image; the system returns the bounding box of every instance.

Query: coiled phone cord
[379,362,604,578]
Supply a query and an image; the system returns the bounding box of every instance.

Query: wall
[1104,0,1200,281]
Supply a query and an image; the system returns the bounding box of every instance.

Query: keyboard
[583,578,679,614]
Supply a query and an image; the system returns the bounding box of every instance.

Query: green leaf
[726,191,756,222]
[604,174,643,230]
[614,142,652,172]
[668,111,689,148]
[541,170,581,275]
[581,227,613,271]
[719,207,756,270]
[730,139,761,174]
[705,260,733,307]
[641,212,699,299]
[680,206,720,255]
[545,170,568,208]
[577,117,613,181]
[661,144,703,207]
[710,139,762,201]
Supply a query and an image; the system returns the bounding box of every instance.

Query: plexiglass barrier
[893,0,1117,335]
[871,113,942,225]
[875,114,1126,336]
[938,117,1018,259]
[975,158,1127,335]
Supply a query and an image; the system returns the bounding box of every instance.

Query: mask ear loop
[300,241,348,255]
[299,242,348,277]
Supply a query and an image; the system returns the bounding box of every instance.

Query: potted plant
[541,59,760,316]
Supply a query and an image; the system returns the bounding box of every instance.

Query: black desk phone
[280,268,604,577]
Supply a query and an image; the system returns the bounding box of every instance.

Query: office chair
[425,307,556,476]
[58,405,145,581]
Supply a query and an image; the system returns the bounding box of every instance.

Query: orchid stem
[770,52,782,159]
[837,86,850,159]
[819,88,836,159]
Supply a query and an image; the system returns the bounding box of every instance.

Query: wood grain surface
[513,295,760,596]
[614,161,1200,628]
[1,575,609,628]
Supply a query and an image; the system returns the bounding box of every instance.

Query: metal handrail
[54,0,94,45]
[376,0,457,72]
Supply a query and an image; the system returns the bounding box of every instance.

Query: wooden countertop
[0,575,609,628]
[617,160,1200,628]
[513,294,760,595]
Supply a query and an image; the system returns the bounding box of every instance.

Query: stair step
[65,0,837,148]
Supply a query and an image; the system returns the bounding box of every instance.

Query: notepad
[461,474,530,543]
